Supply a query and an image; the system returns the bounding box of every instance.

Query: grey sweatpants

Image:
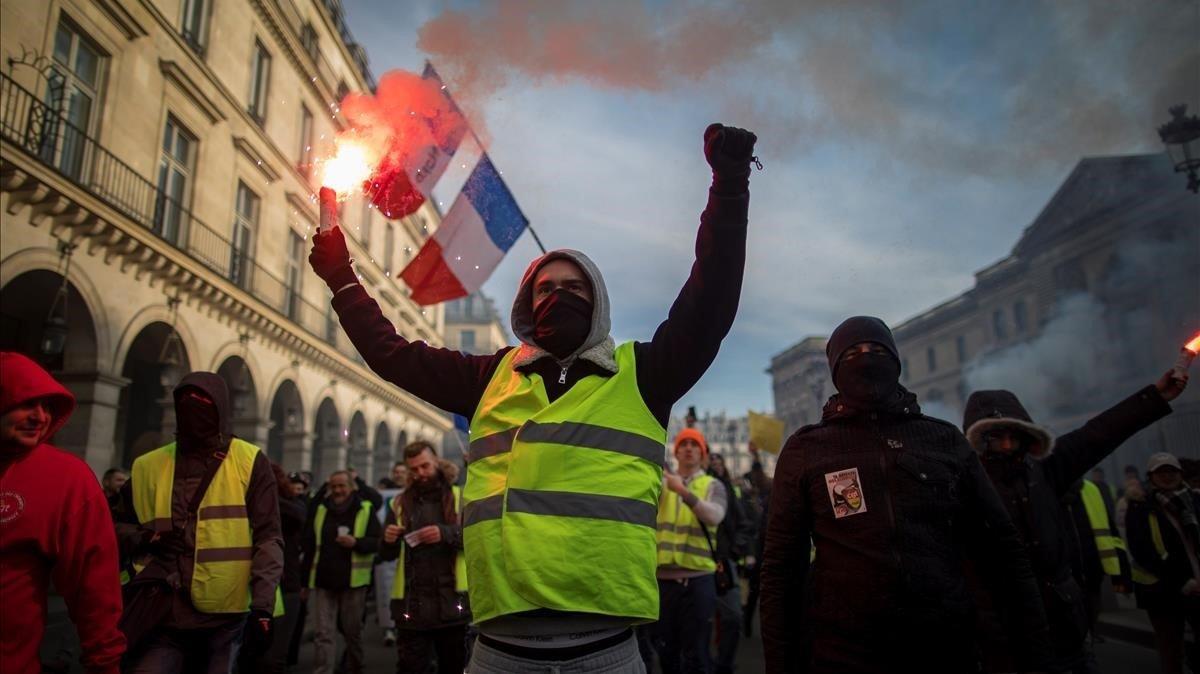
[312,586,368,674]
[469,631,646,674]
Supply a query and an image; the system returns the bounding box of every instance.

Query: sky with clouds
[342,0,1199,415]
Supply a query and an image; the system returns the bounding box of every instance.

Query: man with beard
[309,123,757,672]
[114,373,283,672]
[379,440,469,672]
[759,316,1051,674]
[0,352,125,673]
[961,367,1185,673]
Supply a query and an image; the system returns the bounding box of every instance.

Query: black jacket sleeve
[1126,501,1179,589]
[634,183,749,426]
[759,436,812,674]
[1042,385,1172,496]
[354,510,382,555]
[378,508,402,562]
[300,508,317,586]
[247,452,284,613]
[959,449,1053,669]
[330,284,509,417]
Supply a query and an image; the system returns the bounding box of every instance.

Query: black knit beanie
[826,316,902,379]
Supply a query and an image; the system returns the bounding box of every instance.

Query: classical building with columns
[0,0,452,482]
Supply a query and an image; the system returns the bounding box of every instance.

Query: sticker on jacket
[825,469,867,519]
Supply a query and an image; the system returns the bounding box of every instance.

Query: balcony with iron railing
[0,72,368,364]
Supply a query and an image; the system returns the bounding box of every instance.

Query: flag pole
[428,60,548,254]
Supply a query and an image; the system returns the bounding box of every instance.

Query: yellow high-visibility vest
[309,499,375,588]
[390,485,468,599]
[463,343,666,624]
[1131,511,1168,586]
[656,473,718,572]
[1080,480,1126,577]
[131,439,259,613]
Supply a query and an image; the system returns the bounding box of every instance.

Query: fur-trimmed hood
[962,389,1055,459]
[509,249,616,373]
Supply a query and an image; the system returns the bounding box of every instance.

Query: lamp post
[39,240,76,360]
[1157,104,1200,194]
[158,294,184,388]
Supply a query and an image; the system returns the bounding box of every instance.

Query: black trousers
[394,624,467,674]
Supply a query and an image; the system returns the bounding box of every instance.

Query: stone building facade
[767,154,1199,480]
[892,154,1199,478]
[0,0,452,482]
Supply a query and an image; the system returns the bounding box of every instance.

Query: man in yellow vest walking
[114,373,283,673]
[648,428,727,674]
[309,123,757,672]
[379,440,469,673]
[300,470,381,674]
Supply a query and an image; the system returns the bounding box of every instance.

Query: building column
[281,430,311,473]
[234,417,273,451]
[56,370,130,474]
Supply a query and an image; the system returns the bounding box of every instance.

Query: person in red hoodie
[0,351,125,673]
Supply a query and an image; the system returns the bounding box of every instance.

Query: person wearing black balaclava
[112,372,283,672]
[309,123,758,672]
[759,316,1053,674]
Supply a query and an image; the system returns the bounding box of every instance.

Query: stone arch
[216,355,267,449]
[114,304,201,387]
[347,411,369,481]
[372,420,393,486]
[0,245,112,372]
[312,397,342,483]
[267,379,305,468]
[113,321,194,466]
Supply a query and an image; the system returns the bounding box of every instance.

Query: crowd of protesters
[1,121,1197,674]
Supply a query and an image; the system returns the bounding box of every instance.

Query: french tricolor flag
[400,155,528,305]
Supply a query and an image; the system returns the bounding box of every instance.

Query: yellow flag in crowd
[748,411,785,455]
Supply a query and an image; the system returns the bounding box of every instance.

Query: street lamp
[1157,104,1200,193]
[39,241,76,360]
[158,294,184,388]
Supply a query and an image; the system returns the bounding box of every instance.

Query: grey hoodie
[509,248,617,373]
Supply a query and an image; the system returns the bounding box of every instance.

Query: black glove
[704,123,758,193]
[243,608,274,655]
[308,226,358,292]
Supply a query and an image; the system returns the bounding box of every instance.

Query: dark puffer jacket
[760,389,1051,674]
[963,386,1172,670]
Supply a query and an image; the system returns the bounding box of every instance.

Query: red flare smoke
[326,69,468,218]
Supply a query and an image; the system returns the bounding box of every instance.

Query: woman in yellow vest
[647,428,727,674]
[1127,453,1200,674]
[309,123,758,672]
[300,470,380,674]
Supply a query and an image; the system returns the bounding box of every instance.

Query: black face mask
[176,390,221,446]
[532,289,592,360]
[833,353,901,409]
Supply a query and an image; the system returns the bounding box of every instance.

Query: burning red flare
[1186,333,1200,354]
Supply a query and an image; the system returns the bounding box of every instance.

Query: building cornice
[159,60,226,125]
[94,0,150,40]
[0,150,450,431]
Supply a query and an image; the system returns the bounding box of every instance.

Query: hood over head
[962,389,1054,459]
[0,351,76,449]
[510,249,616,372]
[173,371,233,446]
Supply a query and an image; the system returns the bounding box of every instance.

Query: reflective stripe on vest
[309,500,375,589]
[656,473,717,572]
[463,342,667,624]
[1080,480,1124,577]
[1132,512,1169,586]
[391,485,468,600]
[131,439,259,613]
